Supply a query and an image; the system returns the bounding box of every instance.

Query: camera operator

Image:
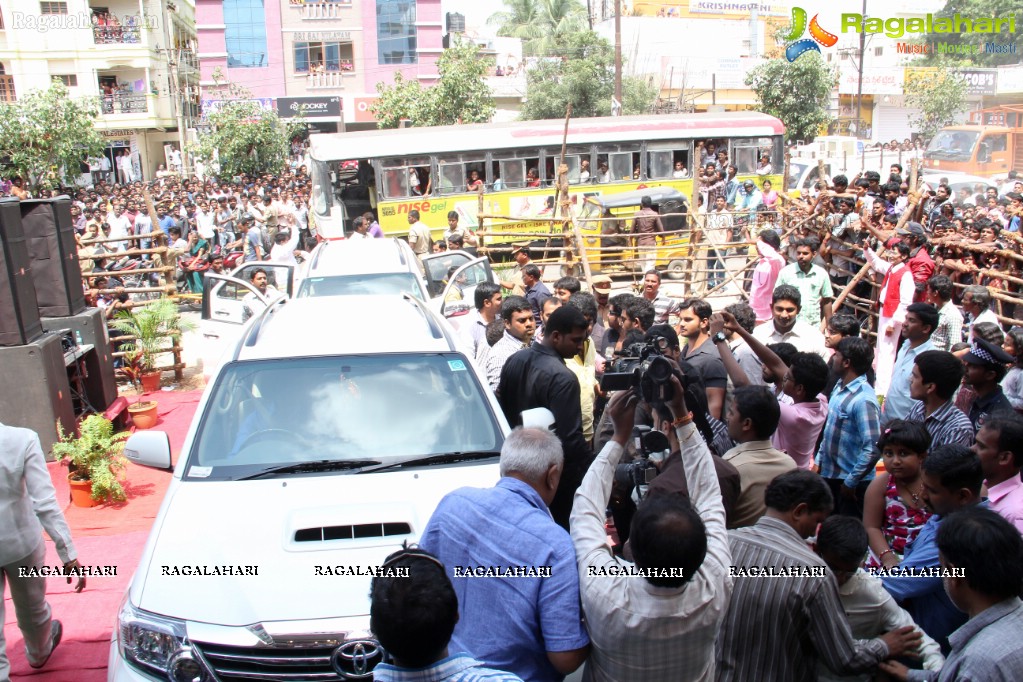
[600,329,740,541]
[571,376,731,679]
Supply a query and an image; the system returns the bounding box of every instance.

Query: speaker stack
[0,197,118,454]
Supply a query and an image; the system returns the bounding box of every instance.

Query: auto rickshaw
[575,188,692,279]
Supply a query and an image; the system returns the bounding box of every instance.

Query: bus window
[378,157,430,198]
[380,167,409,199]
[597,143,641,182]
[609,152,632,181]
[463,156,486,191]
[497,159,525,189]
[648,142,693,180]
[437,156,465,195]
[731,138,774,174]
[647,150,673,179]
[696,139,726,168]
[556,155,581,183]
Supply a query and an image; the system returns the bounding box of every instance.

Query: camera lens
[646,356,673,384]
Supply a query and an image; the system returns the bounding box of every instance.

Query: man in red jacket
[898,222,934,302]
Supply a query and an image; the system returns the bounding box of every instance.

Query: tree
[372,73,427,129]
[920,0,1023,67]
[622,76,658,116]
[520,31,615,119]
[373,42,494,128]
[745,54,838,143]
[0,81,105,194]
[488,0,587,57]
[904,68,969,141]
[194,100,303,178]
[426,42,496,126]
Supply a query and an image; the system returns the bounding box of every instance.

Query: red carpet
[5,390,203,681]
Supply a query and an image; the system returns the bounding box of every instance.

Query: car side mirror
[124,431,173,470]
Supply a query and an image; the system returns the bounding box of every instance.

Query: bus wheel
[560,263,582,278]
[665,259,687,280]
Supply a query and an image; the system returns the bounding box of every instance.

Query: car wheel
[665,259,687,280]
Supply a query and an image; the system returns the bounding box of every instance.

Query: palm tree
[488,0,588,57]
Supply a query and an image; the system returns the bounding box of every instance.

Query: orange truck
[923,104,1023,177]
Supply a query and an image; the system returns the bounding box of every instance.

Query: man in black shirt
[962,338,1014,431]
[498,306,592,529]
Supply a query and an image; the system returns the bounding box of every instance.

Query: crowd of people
[369,163,1023,680]
[5,154,1023,680]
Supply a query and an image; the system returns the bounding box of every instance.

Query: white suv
[297,238,497,319]
[110,295,508,681]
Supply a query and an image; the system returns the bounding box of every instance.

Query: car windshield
[296,273,425,299]
[925,131,979,161]
[788,163,808,191]
[189,354,501,477]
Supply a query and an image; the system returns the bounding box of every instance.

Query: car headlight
[118,596,213,681]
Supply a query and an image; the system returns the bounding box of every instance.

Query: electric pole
[855,0,866,137]
[613,0,622,115]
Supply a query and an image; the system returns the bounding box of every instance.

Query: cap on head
[963,338,1014,366]
[897,222,926,238]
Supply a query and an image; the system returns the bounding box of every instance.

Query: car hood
[134,464,499,626]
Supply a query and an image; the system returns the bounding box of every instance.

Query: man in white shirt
[348,217,371,240]
[751,284,828,358]
[105,203,132,250]
[572,384,730,681]
[195,200,216,242]
[1,424,86,677]
[962,285,999,342]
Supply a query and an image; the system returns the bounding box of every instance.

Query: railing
[93,26,142,44]
[101,94,149,115]
[305,70,354,89]
[298,2,351,20]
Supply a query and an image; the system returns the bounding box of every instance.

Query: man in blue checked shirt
[815,337,881,517]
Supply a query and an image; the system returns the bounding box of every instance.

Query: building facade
[196,0,444,132]
[0,0,198,179]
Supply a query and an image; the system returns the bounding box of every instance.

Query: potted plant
[53,415,128,507]
[109,298,195,394]
[121,350,159,429]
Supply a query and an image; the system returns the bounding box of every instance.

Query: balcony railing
[297,1,351,20]
[305,71,355,89]
[93,26,142,44]
[101,94,149,115]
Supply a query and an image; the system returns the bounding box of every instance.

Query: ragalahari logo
[784,7,838,62]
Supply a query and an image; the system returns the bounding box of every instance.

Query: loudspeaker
[0,333,76,455]
[43,307,118,411]
[0,198,43,346]
[21,197,86,317]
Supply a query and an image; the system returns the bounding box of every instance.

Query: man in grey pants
[1,423,86,677]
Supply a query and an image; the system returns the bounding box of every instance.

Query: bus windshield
[310,158,333,218]
[925,130,979,161]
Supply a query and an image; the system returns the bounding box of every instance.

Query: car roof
[306,238,421,277]
[235,296,455,361]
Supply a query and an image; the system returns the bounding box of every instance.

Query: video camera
[613,425,672,505]
[600,339,676,403]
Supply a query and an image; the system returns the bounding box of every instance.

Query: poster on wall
[130,136,142,181]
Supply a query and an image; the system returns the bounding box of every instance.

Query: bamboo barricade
[78,229,185,380]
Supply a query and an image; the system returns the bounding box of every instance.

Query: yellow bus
[308,112,784,251]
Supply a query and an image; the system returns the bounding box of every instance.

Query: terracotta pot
[140,370,161,394]
[129,400,159,429]
[68,475,96,508]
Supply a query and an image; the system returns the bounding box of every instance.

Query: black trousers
[824,477,871,519]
